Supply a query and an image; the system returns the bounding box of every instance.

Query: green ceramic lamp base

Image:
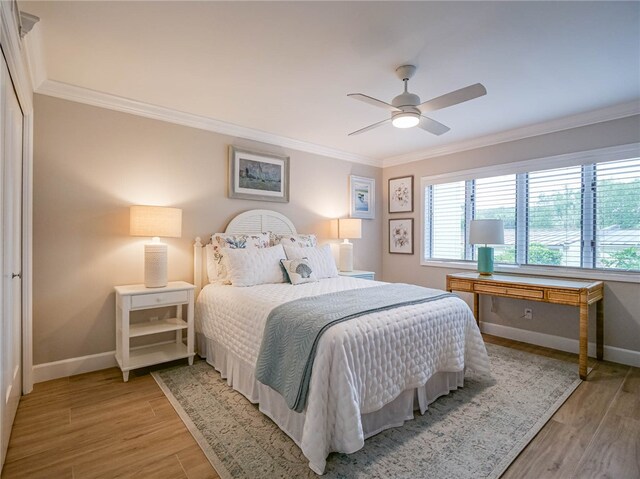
[477,246,494,275]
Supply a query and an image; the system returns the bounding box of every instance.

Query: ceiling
[22,1,640,166]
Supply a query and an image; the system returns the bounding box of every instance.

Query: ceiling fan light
[392,112,420,129]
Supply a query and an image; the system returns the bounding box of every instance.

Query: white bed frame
[193,209,297,295]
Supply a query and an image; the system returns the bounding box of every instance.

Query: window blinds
[430,181,466,260]
[527,166,582,267]
[475,175,516,263]
[595,158,640,271]
[423,156,640,273]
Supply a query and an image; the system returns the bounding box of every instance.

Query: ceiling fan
[347,65,486,136]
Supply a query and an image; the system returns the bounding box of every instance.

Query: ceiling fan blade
[418,116,450,136]
[348,93,400,112]
[418,83,487,113]
[348,118,391,136]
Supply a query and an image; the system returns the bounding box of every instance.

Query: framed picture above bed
[349,175,375,219]
[229,146,290,203]
[388,175,414,213]
[389,218,414,254]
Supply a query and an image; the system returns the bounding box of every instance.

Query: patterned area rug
[152,343,581,479]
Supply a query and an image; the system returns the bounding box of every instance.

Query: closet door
[0,51,23,467]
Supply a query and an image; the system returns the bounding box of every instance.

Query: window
[595,159,640,270]
[423,155,640,273]
[475,175,516,263]
[428,182,466,260]
[528,166,582,267]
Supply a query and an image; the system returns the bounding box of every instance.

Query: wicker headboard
[193,209,297,294]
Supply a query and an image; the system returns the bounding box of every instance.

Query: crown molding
[21,20,46,91]
[35,79,381,167]
[32,78,639,171]
[382,100,640,168]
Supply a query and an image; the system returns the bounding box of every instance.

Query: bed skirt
[196,333,465,473]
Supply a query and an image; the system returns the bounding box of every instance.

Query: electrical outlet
[150,316,159,322]
[524,308,533,320]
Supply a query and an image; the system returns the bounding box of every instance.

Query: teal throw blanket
[255,283,453,412]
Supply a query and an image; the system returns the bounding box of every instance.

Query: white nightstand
[114,281,195,382]
[338,270,376,280]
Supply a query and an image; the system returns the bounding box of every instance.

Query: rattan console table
[446,272,604,380]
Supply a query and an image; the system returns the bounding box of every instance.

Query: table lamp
[469,219,504,276]
[130,205,182,288]
[338,218,362,272]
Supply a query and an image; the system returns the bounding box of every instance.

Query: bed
[193,210,490,474]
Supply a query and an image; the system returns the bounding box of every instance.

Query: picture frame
[350,175,375,219]
[388,175,414,213]
[229,146,289,203]
[389,218,414,254]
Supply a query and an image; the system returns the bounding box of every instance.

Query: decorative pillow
[209,232,270,282]
[271,233,317,248]
[224,244,287,287]
[283,244,339,279]
[205,244,218,284]
[280,258,318,285]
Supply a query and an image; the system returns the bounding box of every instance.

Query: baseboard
[32,324,640,383]
[481,322,640,368]
[33,350,117,383]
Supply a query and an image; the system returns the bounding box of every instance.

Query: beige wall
[382,115,640,354]
[32,93,640,364]
[33,94,382,365]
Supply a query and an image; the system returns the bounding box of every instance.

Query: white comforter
[196,277,489,473]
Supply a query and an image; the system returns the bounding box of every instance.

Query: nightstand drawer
[131,290,189,309]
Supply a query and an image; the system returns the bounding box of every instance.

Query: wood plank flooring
[2,335,638,479]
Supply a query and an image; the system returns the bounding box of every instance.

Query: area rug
[152,343,581,479]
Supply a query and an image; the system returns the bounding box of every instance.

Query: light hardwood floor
[2,335,638,479]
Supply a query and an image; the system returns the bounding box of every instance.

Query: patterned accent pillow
[270,233,318,248]
[209,232,270,283]
[280,258,318,285]
[283,244,339,279]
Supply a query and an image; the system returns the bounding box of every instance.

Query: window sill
[420,260,640,284]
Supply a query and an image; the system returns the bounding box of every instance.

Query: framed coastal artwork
[350,175,375,219]
[229,146,289,203]
[389,218,414,254]
[388,175,414,213]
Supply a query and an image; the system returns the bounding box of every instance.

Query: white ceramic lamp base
[339,240,354,272]
[144,243,168,288]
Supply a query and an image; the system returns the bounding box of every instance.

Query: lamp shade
[469,219,504,245]
[130,206,182,238]
[338,218,362,240]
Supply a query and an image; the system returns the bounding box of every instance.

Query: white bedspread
[196,277,489,473]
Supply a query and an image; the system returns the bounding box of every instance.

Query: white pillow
[283,244,338,279]
[271,233,317,248]
[209,232,270,282]
[281,258,318,285]
[224,244,287,287]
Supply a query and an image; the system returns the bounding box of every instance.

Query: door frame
[0,1,34,394]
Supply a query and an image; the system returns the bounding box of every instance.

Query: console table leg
[596,299,604,361]
[473,293,479,326]
[579,302,588,380]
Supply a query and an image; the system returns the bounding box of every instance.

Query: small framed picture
[388,175,414,213]
[350,175,375,219]
[229,146,289,203]
[389,218,414,254]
